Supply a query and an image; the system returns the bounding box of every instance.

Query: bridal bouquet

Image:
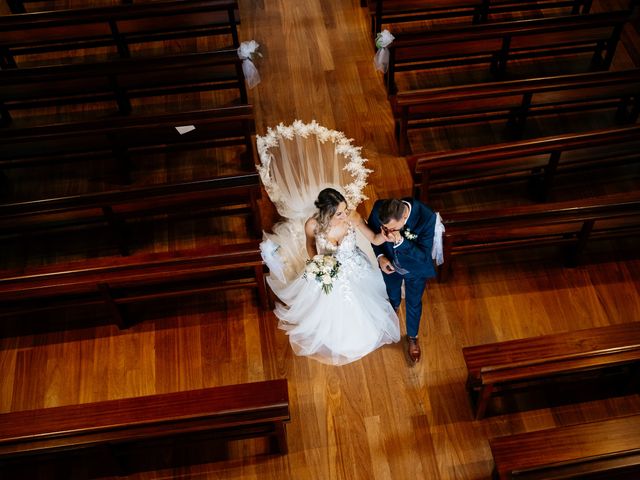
[304,254,341,294]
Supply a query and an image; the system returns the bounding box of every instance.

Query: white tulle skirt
[270,247,401,366]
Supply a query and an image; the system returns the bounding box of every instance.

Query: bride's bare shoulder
[305,217,318,236]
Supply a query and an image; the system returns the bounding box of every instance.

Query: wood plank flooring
[0,0,639,478]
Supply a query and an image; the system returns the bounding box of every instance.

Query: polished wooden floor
[1,0,640,478]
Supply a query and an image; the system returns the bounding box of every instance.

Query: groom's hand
[381,228,400,244]
[378,256,395,274]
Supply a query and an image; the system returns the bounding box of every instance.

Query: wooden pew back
[490,414,640,478]
[463,322,640,418]
[0,241,269,323]
[0,0,240,67]
[440,192,640,279]
[0,379,289,471]
[393,69,640,153]
[407,125,640,202]
[367,0,592,34]
[385,11,629,94]
[0,173,263,250]
[1,51,248,128]
[0,106,256,183]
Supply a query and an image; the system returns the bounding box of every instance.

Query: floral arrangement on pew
[304,254,341,294]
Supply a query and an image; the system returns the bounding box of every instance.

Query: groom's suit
[368,198,437,338]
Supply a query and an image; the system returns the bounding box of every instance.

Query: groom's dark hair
[378,199,406,224]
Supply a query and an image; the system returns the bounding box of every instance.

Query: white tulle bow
[431,212,445,266]
[260,238,286,283]
[237,40,262,89]
[373,30,395,73]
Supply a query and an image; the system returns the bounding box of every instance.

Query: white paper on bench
[175,125,196,135]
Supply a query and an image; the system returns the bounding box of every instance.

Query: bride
[257,121,400,365]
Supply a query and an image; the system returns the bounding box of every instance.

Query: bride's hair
[313,188,346,234]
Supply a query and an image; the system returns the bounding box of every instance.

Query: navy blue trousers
[382,270,428,338]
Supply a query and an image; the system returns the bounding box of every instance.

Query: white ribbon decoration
[237,40,262,89]
[431,212,445,266]
[373,29,395,73]
[260,238,286,283]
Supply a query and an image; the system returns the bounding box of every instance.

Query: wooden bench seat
[393,68,640,154]
[0,240,269,326]
[463,322,640,419]
[367,0,592,34]
[0,0,239,67]
[0,172,263,255]
[0,105,256,185]
[408,125,640,202]
[490,414,640,478]
[440,191,640,280]
[0,51,248,128]
[385,11,629,95]
[0,379,289,474]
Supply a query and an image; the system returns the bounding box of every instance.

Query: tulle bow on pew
[374,29,395,73]
[237,40,262,89]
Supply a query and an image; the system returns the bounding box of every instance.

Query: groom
[368,197,437,364]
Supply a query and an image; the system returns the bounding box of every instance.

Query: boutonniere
[401,227,418,241]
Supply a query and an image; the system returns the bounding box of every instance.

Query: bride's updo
[313,188,346,233]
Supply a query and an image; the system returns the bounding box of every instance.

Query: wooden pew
[463,322,640,419]
[0,105,256,185]
[0,379,289,475]
[440,191,640,281]
[0,172,263,255]
[0,0,239,68]
[0,241,269,327]
[385,11,629,95]
[367,0,592,34]
[0,51,248,128]
[5,0,241,15]
[393,69,640,154]
[408,125,640,202]
[490,414,640,478]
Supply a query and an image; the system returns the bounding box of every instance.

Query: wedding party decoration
[374,29,395,73]
[259,238,285,282]
[237,40,262,89]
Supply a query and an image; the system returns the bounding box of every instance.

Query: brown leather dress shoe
[407,336,421,364]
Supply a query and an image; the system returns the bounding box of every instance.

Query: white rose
[322,274,332,285]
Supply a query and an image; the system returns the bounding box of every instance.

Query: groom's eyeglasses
[382,225,402,234]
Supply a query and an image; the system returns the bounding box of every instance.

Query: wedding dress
[256,121,400,365]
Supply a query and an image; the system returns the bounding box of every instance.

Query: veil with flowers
[256,121,376,287]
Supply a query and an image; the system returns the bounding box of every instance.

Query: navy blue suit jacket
[368,198,437,279]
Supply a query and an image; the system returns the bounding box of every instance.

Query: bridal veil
[256,121,376,287]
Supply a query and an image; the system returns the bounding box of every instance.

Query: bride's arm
[304,218,318,258]
[350,211,388,245]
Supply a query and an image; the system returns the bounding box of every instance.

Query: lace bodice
[316,225,370,270]
[316,225,356,255]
